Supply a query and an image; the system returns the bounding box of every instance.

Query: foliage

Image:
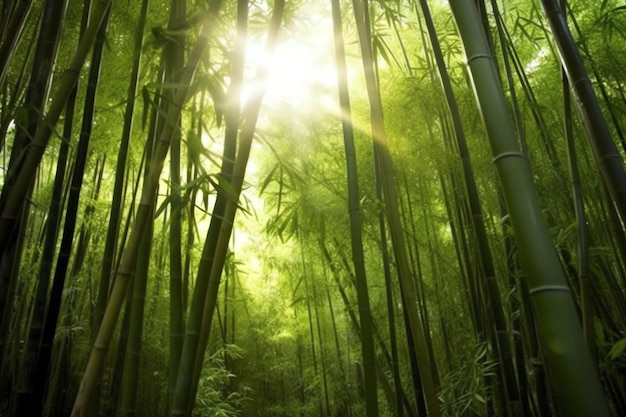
[0,0,626,416]
[194,346,251,417]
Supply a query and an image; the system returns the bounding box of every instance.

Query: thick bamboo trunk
[449,1,610,415]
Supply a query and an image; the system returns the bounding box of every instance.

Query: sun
[241,11,338,110]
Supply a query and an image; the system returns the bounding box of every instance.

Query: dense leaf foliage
[0,0,625,416]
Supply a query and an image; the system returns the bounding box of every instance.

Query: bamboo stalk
[449,1,610,415]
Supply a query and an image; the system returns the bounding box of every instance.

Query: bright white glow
[525,47,549,74]
[242,16,337,110]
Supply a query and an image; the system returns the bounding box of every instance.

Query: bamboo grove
[0,0,625,416]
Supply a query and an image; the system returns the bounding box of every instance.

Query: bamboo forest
[2,0,626,416]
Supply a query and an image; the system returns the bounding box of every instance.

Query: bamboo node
[599,153,622,164]
[63,67,81,77]
[492,151,524,163]
[466,52,492,65]
[528,285,570,294]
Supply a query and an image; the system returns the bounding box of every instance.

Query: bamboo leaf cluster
[0,0,625,416]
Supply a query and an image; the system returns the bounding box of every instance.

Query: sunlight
[525,47,549,74]
[242,16,337,110]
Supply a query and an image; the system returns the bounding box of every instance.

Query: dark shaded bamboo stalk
[562,66,594,356]
[565,1,626,154]
[166,0,186,411]
[352,0,441,414]
[5,0,68,412]
[0,0,68,362]
[94,0,149,340]
[0,0,111,256]
[31,9,110,417]
[541,0,626,228]
[0,0,33,86]
[330,0,378,414]
[118,206,153,417]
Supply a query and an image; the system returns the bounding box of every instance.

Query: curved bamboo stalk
[183,0,248,406]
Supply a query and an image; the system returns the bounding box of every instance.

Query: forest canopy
[0,0,625,416]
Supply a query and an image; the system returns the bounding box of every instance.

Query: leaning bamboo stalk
[70,6,222,416]
[0,0,34,86]
[170,2,283,415]
[351,0,441,415]
[7,0,69,412]
[95,0,149,340]
[182,0,247,406]
[26,9,110,417]
[541,0,626,227]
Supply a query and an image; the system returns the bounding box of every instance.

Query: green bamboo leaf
[145,81,193,91]
[607,338,626,360]
[186,129,208,174]
[258,164,279,195]
[373,35,392,67]
[202,185,210,212]
[206,77,226,127]
[180,173,212,193]
[208,175,238,203]
[154,194,173,219]
[601,0,610,11]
